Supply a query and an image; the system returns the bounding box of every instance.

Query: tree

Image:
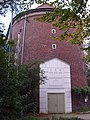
[0,0,50,15]
[0,61,41,120]
[0,33,45,120]
[0,34,8,80]
[0,46,43,120]
[0,1,47,119]
[37,0,90,46]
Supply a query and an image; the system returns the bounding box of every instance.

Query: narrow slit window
[52,44,56,49]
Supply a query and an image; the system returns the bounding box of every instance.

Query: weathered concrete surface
[50,113,90,120]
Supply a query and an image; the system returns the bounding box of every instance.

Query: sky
[0,0,90,34]
[0,3,41,34]
[0,0,54,34]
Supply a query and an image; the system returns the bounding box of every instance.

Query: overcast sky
[0,0,90,34]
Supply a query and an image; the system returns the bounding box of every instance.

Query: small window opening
[52,44,56,49]
[20,29,22,32]
[52,29,56,34]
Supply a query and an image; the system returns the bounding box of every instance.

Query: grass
[18,115,84,120]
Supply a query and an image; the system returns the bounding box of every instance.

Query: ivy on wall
[72,87,90,95]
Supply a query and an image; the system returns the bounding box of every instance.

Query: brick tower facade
[9,4,88,113]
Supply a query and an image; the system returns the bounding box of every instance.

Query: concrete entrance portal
[40,58,72,113]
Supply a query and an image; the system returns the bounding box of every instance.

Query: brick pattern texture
[12,10,87,88]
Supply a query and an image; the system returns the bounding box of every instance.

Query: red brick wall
[72,92,90,112]
[12,10,87,88]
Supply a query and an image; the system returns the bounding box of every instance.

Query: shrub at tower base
[0,38,44,119]
[72,87,90,112]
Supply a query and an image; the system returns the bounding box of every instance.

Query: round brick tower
[9,4,88,113]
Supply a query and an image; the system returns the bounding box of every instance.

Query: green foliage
[0,35,8,80]
[0,0,50,15]
[84,47,90,63]
[86,69,90,86]
[0,60,45,119]
[18,115,84,120]
[72,87,90,95]
[0,9,46,119]
[78,106,90,112]
[0,35,45,119]
[58,117,83,120]
[36,0,90,48]
[0,23,5,35]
